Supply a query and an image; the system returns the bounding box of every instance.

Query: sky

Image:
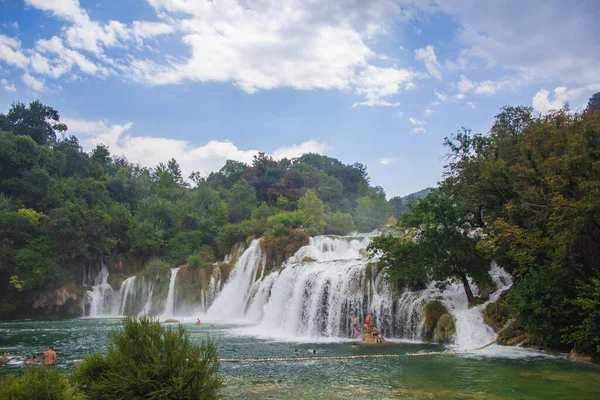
[0,1,599,198]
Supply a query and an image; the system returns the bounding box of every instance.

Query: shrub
[145,257,171,277]
[186,254,202,268]
[74,316,222,399]
[0,366,84,400]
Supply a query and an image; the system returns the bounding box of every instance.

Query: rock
[423,300,448,341]
[32,282,86,317]
[569,349,594,362]
[301,256,316,263]
[163,318,179,323]
[435,313,456,343]
[361,332,385,344]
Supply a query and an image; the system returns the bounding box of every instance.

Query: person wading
[43,345,57,366]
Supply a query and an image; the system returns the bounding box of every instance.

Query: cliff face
[32,282,87,318]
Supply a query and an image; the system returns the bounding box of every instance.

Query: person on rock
[371,327,382,343]
[364,313,373,333]
[43,345,57,366]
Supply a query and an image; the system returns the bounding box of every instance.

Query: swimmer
[27,353,38,364]
[0,352,9,363]
[195,318,203,326]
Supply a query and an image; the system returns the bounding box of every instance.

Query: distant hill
[388,187,435,218]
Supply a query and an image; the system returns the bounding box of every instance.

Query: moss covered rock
[423,300,448,341]
[260,228,310,270]
[361,332,385,344]
[435,313,456,343]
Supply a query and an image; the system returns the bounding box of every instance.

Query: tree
[324,211,355,235]
[586,92,600,113]
[0,100,67,146]
[353,189,391,232]
[369,191,491,303]
[74,317,222,399]
[297,189,326,235]
[226,179,257,223]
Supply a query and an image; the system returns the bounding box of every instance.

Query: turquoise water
[1,318,600,399]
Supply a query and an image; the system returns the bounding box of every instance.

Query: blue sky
[0,1,598,197]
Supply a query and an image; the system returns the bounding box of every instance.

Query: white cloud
[63,117,330,177]
[22,72,45,91]
[409,117,426,126]
[466,101,476,109]
[380,158,395,165]
[353,65,416,107]
[0,34,29,68]
[132,21,175,39]
[271,140,330,160]
[412,127,426,134]
[455,93,466,100]
[414,45,442,80]
[433,90,448,103]
[532,87,570,114]
[1,78,16,92]
[457,74,474,92]
[424,108,433,115]
[432,0,600,87]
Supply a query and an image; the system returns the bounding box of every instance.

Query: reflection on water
[1,318,599,399]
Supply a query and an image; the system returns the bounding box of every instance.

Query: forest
[370,93,600,359]
[0,100,396,319]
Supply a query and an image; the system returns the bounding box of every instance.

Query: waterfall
[118,276,136,315]
[84,262,119,317]
[206,234,513,345]
[139,280,154,316]
[207,240,265,320]
[162,268,181,317]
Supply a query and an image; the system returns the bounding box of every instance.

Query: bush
[186,254,202,268]
[0,366,84,400]
[145,257,171,277]
[74,316,222,399]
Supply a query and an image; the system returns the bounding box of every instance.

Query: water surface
[1,319,599,399]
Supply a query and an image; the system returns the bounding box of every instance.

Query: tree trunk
[458,271,474,304]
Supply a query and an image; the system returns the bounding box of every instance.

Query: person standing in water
[27,354,38,364]
[351,316,360,337]
[43,345,57,366]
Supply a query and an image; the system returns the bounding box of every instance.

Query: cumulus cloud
[414,45,442,80]
[412,127,426,134]
[64,117,330,177]
[409,117,426,126]
[532,87,570,113]
[409,117,426,134]
[380,158,396,165]
[353,65,416,107]
[22,72,45,91]
[0,34,28,68]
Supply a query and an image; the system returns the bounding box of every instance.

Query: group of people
[0,345,58,366]
[351,313,383,343]
[294,347,318,355]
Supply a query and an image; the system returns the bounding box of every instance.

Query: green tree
[0,100,67,146]
[324,211,355,235]
[353,188,391,232]
[226,179,257,223]
[74,317,222,399]
[369,191,491,303]
[297,189,326,235]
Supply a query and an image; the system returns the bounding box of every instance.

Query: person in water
[351,316,360,337]
[294,349,300,355]
[43,345,57,366]
[0,352,9,363]
[195,318,202,326]
[27,354,38,364]
[371,327,382,343]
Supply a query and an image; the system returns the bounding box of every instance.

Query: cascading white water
[84,262,119,317]
[139,280,154,316]
[207,240,265,320]
[118,276,136,315]
[206,234,514,345]
[162,268,180,317]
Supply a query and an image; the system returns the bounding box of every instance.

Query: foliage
[369,191,491,302]
[73,316,222,399]
[0,366,84,400]
[354,188,391,232]
[145,258,171,277]
[324,211,355,235]
[297,189,326,235]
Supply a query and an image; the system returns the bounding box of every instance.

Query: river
[1,318,599,399]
